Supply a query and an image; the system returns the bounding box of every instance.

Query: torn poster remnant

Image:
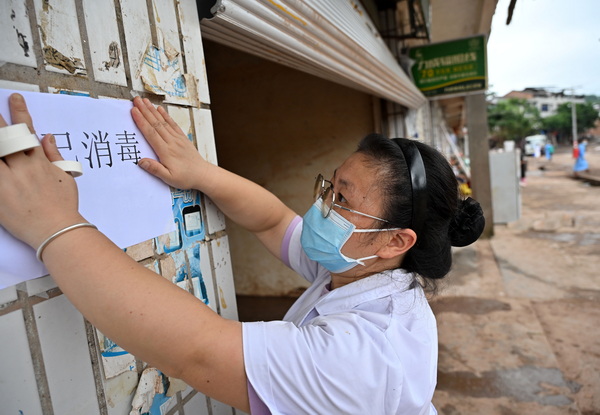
[43,45,86,75]
[129,368,164,415]
[138,30,199,107]
[98,331,136,379]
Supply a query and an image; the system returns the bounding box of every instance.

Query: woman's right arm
[131,97,297,259]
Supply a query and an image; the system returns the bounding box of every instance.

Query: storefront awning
[199,0,427,109]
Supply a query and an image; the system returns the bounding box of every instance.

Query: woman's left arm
[0,94,250,412]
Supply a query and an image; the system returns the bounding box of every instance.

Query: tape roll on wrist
[0,123,41,157]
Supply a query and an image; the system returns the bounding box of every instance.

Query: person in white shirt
[0,93,484,414]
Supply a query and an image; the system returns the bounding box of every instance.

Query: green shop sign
[408,35,487,98]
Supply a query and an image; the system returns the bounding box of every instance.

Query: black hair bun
[449,197,485,247]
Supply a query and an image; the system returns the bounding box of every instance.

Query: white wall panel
[0,285,18,305]
[178,0,211,104]
[211,236,238,320]
[119,0,152,91]
[0,310,43,415]
[34,295,100,415]
[0,0,37,67]
[82,0,127,86]
[183,389,210,415]
[33,0,86,76]
[193,107,218,165]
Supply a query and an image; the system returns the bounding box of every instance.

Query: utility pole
[571,88,578,147]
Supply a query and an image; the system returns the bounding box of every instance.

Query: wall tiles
[82,0,127,86]
[193,107,218,165]
[104,371,139,415]
[34,295,100,415]
[0,0,38,68]
[177,0,211,104]
[0,309,43,415]
[0,285,18,305]
[212,398,236,415]
[0,80,40,91]
[33,0,87,76]
[199,242,218,312]
[25,275,57,297]
[203,195,227,235]
[119,0,152,92]
[210,236,239,320]
[183,389,210,415]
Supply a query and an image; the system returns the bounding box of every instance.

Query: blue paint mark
[101,350,130,357]
[57,90,90,97]
[101,336,131,357]
[188,245,209,305]
[156,189,204,254]
[172,250,188,282]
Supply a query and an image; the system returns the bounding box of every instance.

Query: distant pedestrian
[573,137,590,175]
[533,143,541,158]
[545,142,554,161]
[520,146,528,186]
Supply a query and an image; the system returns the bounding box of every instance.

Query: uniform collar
[313,268,415,316]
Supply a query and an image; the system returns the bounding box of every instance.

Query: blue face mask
[300,199,398,273]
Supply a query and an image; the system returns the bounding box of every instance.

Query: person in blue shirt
[573,137,589,175]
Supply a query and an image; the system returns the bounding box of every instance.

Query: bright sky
[487,0,600,98]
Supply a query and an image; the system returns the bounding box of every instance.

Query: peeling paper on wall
[137,30,199,107]
[130,368,164,415]
[98,330,136,379]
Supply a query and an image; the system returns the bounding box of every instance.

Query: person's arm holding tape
[0,93,254,412]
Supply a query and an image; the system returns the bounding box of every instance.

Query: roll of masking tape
[52,160,83,177]
[0,124,84,177]
[0,123,41,157]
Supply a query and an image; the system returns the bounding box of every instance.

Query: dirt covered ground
[432,143,600,414]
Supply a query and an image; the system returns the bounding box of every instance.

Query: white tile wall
[199,242,218,312]
[0,0,38,68]
[184,389,210,415]
[204,195,227,235]
[212,398,235,415]
[211,236,239,320]
[119,0,152,92]
[0,309,43,415]
[104,371,138,415]
[177,0,211,105]
[34,295,100,415]
[0,285,18,305]
[1,1,238,414]
[193,107,218,165]
[82,0,127,86]
[33,0,86,76]
[0,80,40,92]
[26,275,57,297]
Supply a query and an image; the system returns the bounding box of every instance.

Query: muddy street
[432,144,600,414]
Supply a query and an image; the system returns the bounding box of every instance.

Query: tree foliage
[542,102,599,138]
[487,98,541,141]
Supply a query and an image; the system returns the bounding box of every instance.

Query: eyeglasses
[313,174,391,223]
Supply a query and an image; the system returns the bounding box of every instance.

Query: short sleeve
[242,315,404,414]
[279,216,327,284]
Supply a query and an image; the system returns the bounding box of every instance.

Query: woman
[0,93,484,414]
[573,137,589,175]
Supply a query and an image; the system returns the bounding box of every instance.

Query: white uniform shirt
[242,217,438,415]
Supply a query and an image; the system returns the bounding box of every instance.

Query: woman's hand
[131,97,207,190]
[0,93,83,249]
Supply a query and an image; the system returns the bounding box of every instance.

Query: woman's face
[329,152,388,261]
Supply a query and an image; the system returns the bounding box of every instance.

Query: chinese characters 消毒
[47,130,142,169]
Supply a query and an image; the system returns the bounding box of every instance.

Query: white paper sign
[0,89,176,288]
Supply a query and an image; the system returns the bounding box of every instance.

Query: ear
[375,229,417,259]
